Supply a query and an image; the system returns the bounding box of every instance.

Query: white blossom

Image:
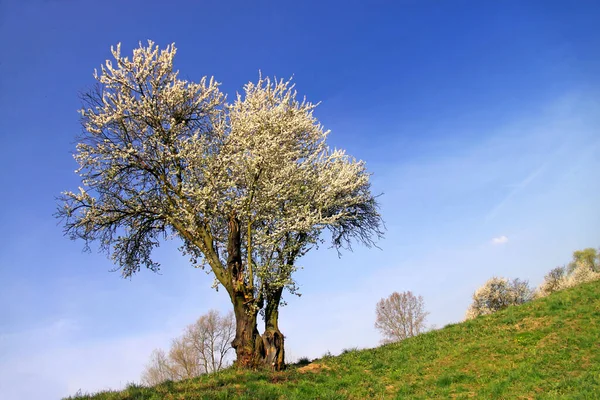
[535,261,600,299]
[57,41,383,308]
[465,277,533,320]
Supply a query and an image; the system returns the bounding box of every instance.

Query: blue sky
[1,0,600,398]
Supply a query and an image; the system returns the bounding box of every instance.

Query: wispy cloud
[485,162,547,222]
[491,235,509,245]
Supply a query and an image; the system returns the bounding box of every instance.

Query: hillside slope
[68,280,600,399]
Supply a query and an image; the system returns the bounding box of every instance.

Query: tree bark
[263,286,285,371]
[231,292,265,368]
[226,213,265,368]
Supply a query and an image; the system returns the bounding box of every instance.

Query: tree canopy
[57,41,383,369]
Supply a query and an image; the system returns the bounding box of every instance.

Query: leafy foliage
[570,247,600,273]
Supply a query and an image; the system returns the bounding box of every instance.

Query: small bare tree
[168,336,201,381]
[185,310,235,374]
[141,310,235,386]
[375,291,429,344]
[141,349,175,386]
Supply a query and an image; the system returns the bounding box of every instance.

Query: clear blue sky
[1,0,599,398]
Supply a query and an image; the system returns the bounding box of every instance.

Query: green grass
[66,280,600,399]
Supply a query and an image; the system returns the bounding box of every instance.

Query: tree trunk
[231,292,265,368]
[263,286,285,371]
[226,213,265,368]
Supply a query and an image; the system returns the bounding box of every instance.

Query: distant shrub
[296,357,311,366]
[563,261,600,290]
[341,347,359,355]
[569,248,600,273]
[536,248,600,299]
[465,277,533,320]
[536,266,567,298]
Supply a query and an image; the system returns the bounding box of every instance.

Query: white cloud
[491,235,509,245]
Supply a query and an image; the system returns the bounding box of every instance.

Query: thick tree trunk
[231,293,265,368]
[263,286,285,371]
[226,213,265,369]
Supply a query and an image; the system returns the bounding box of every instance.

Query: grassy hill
[67,280,600,399]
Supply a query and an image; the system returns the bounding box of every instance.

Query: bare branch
[375,291,429,344]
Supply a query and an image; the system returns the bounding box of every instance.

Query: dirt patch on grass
[269,373,289,383]
[536,331,560,348]
[513,317,552,331]
[298,363,331,373]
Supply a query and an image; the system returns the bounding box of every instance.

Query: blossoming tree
[57,41,383,370]
[465,277,532,320]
